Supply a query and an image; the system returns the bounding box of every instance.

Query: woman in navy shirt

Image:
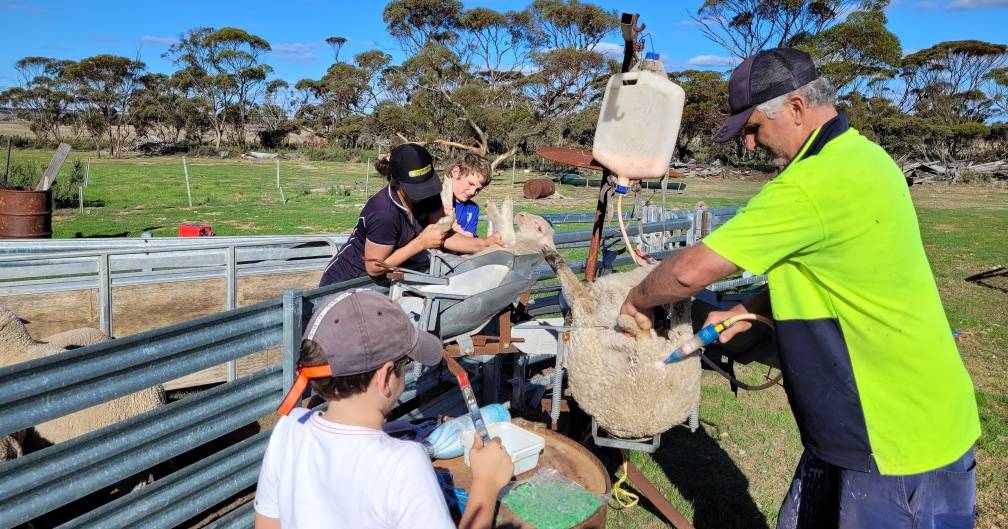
[320,144,500,287]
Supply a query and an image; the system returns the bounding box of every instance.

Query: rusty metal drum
[523,178,556,199]
[0,187,52,238]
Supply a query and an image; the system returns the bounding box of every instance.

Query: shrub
[4,158,86,207]
[0,135,96,152]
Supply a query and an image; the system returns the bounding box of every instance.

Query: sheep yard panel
[0,205,733,529]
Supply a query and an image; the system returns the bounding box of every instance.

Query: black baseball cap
[715,48,821,144]
[389,143,442,201]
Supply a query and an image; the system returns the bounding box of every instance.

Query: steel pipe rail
[57,431,270,529]
[552,219,690,246]
[0,368,281,528]
[0,234,346,255]
[0,297,283,437]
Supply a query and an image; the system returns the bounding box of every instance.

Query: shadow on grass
[74,231,130,238]
[648,427,771,529]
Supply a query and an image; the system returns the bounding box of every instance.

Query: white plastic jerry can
[592,52,686,191]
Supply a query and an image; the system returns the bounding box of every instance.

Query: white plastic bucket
[462,422,545,476]
[592,70,686,180]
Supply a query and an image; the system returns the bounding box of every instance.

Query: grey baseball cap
[303,289,443,376]
[715,48,821,144]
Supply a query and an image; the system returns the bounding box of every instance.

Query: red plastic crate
[178,223,214,237]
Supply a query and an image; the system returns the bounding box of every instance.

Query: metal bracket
[456,334,475,356]
[591,418,661,453]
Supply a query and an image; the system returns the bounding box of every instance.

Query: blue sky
[1,0,1006,90]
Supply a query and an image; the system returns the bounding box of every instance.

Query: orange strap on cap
[277,364,333,415]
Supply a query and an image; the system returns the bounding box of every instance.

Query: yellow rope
[608,461,639,510]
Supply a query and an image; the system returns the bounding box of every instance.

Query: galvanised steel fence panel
[0,205,735,529]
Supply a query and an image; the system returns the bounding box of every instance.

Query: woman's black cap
[389,143,441,201]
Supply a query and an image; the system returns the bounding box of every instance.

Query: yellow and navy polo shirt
[704,112,980,475]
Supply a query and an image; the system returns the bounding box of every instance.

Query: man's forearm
[628,243,739,310]
[629,252,700,309]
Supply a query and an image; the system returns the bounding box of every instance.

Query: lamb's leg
[486,200,515,245]
[502,196,513,226]
[541,247,594,326]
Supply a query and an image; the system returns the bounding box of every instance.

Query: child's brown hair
[454,153,492,187]
[299,339,410,401]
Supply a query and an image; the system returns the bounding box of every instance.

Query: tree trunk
[490,144,521,172]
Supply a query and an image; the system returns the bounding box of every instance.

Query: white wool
[542,250,701,439]
[0,308,165,448]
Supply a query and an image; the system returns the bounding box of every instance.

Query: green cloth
[502,481,602,529]
[704,122,979,475]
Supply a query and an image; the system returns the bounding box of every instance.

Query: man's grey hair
[756,76,836,119]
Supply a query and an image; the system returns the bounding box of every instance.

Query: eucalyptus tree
[898,40,1008,124]
[381,0,617,169]
[165,27,272,149]
[692,0,872,60]
[0,57,75,141]
[63,54,146,157]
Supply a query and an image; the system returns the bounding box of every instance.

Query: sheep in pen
[541,249,701,440]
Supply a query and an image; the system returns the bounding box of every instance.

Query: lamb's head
[514,212,555,250]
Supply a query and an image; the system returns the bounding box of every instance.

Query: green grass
[9,150,631,238]
[8,149,1007,528]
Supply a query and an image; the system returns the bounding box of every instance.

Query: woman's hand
[416,223,450,250]
[486,232,507,247]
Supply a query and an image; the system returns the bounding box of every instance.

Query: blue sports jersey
[454,200,480,236]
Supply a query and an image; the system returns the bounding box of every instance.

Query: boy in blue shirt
[448,153,493,238]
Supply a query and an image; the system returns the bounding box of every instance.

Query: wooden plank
[36,143,71,191]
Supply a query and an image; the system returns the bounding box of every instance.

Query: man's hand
[415,223,450,250]
[703,304,750,343]
[469,435,513,491]
[619,287,654,335]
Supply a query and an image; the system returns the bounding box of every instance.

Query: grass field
[7,150,1007,528]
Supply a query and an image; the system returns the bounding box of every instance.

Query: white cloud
[274,52,318,63]
[0,1,52,14]
[271,43,318,63]
[948,0,1008,8]
[591,42,625,60]
[686,54,740,67]
[141,35,177,46]
[273,43,314,53]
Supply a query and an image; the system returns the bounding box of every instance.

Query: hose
[616,193,646,267]
[668,313,783,391]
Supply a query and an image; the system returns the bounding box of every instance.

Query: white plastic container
[462,422,545,476]
[592,53,686,188]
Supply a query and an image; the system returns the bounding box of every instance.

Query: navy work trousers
[777,448,976,529]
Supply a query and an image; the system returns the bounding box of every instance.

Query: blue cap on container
[645,52,660,60]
